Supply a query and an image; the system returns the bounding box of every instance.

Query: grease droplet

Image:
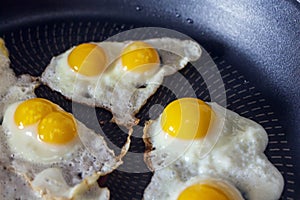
[186,18,194,24]
[136,5,143,11]
[175,13,181,18]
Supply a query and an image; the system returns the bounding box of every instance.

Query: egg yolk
[14,98,55,128]
[38,111,77,145]
[68,43,107,76]
[14,98,78,145]
[0,38,9,57]
[177,183,230,200]
[160,98,214,140]
[121,41,160,73]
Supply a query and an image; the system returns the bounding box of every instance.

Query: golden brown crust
[142,120,155,172]
[110,116,140,129]
[117,127,133,162]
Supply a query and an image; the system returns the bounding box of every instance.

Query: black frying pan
[0,0,299,199]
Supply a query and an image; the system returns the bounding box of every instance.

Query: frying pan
[0,0,299,199]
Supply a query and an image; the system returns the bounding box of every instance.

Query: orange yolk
[14,98,77,145]
[121,41,160,73]
[177,183,230,200]
[68,43,107,76]
[160,98,215,140]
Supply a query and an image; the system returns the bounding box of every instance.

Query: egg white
[0,135,40,200]
[0,165,41,200]
[42,38,202,127]
[143,102,284,200]
[32,168,109,200]
[0,75,39,120]
[0,38,17,100]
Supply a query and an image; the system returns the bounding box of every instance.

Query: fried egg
[1,98,128,199]
[41,38,202,127]
[143,98,284,200]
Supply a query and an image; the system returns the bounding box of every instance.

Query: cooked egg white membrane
[0,164,41,200]
[0,127,40,200]
[0,39,17,113]
[42,38,201,127]
[0,75,39,120]
[0,38,17,99]
[32,168,109,200]
[1,100,128,199]
[143,103,284,200]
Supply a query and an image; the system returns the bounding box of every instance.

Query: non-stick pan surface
[0,0,299,199]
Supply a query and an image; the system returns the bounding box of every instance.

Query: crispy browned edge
[110,116,140,130]
[116,127,132,163]
[142,120,155,172]
[20,127,132,200]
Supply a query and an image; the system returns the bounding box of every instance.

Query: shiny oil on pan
[1,19,297,200]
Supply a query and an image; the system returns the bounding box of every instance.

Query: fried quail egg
[41,38,202,127]
[1,98,128,199]
[143,98,284,200]
[144,169,244,200]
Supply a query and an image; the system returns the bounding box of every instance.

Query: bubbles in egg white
[41,38,202,127]
[1,99,128,199]
[0,165,41,200]
[143,102,284,200]
[0,130,40,200]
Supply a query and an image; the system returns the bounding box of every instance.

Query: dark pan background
[0,0,299,199]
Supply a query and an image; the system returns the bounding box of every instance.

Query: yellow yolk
[68,43,107,76]
[160,98,215,140]
[177,183,230,200]
[14,98,55,128]
[0,38,9,57]
[14,98,77,145]
[121,41,160,73]
[38,111,77,145]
